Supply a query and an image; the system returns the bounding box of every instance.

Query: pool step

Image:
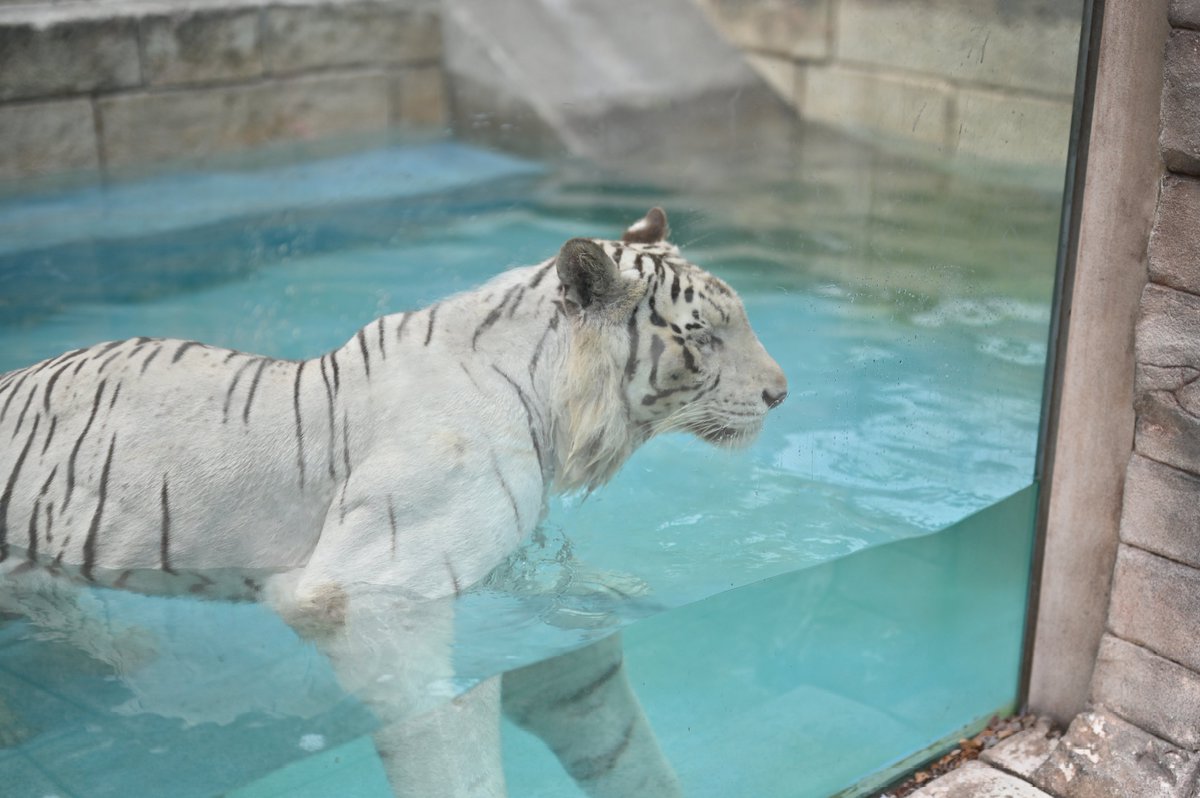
[0,141,542,324]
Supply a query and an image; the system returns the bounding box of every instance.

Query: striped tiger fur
[0,208,786,797]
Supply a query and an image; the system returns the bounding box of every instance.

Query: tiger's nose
[762,387,787,409]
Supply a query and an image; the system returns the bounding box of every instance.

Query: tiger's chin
[692,420,764,449]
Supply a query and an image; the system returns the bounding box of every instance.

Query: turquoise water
[0,140,1058,796]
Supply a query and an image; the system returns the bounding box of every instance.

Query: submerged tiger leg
[371,675,505,798]
[268,482,511,798]
[270,582,507,798]
[502,632,683,798]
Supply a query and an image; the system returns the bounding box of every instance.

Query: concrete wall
[0,0,447,181]
[696,0,1083,166]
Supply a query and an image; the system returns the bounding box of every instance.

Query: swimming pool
[0,137,1060,796]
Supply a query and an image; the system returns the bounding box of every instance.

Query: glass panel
[0,1,1085,796]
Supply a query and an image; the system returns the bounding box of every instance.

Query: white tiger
[0,208,787,797]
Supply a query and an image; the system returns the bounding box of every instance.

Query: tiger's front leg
[503,633,683,798]
[267,461,519,798]
[270,574,507,798]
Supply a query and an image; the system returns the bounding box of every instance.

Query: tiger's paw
[559,567,650,601]
[543,567,654,629]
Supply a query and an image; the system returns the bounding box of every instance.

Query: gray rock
[1090,635,1200,749]
[1137,282,1200,369]
[264,2,441,75]
[1171,0,1200,30]
[1149,175,1200,295]
[1121,454,1200,568]
[1136,363,1200,394]
[0,17,140,102]
[1108,545,1200,672]
[141,7,263,87]
[1135,390,1200,479]
[0,98,98,181]
[979,720,1060,780]
[909,761,1052,797]
[1161,29,1200,176]
[1031,707,1199,798]
[1135,284,1200,475]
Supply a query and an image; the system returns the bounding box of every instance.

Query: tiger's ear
[557,238,622,311]
[621,207,669,244]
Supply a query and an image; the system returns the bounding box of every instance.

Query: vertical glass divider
[1021,0,1108,707]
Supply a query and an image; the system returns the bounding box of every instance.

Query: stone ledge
[1120,454,1200,568]
[140,6,264,87]
[978,720,1060,780]
[263,2,441,75]
[954,87,1072,166]
[96,71,392,169]
[0,16,141,102]
[694,0,831,61]
[1031,708,1200,798]
[803,64,953,148]
[0,98,98,181]
[835,0,1080,96]
[387,65,447,128]
[1108,544,1200,673]
[1149,174,1200,295]
[908,761,1052,797]
[0,1,441,101]
[1162,29,1200,176]
[1090,635,1200,749]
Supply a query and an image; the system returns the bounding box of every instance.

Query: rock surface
[1134,284,1200,477]
[979,719,1060,779]
[1161,29,1200,176]
[1148,175,1200,295]
[1120,455,1200,569]
[1031,708,1200,798]
[1108,545,1200,673]
[909,761,1052,798]
[1090,636,1200,750]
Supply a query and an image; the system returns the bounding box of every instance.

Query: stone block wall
[695,0,1082,166]
[1031,6,1200,795]
[0,0,446,181]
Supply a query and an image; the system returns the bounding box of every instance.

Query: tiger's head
[552,208,787,492]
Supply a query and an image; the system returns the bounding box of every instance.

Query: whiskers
[648,402,761,449]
